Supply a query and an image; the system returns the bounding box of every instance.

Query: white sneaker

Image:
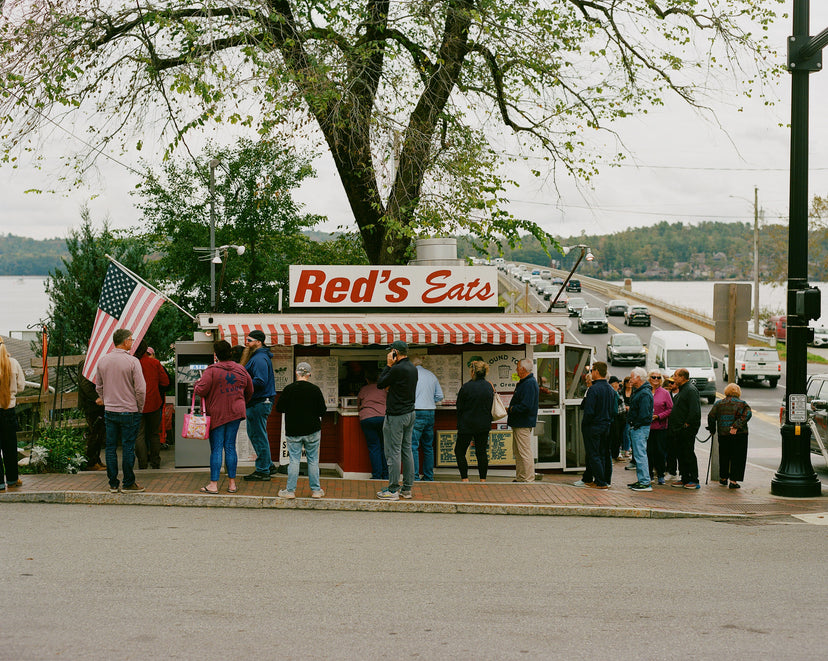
[376,489,399,500]
[311,490,325,499]
[277,489,295,499]
[573,480,587,487]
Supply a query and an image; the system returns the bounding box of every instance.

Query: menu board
[418,353,463,405]
[302,356,339,409]
[461,350,526,392]
[271,345,294,391]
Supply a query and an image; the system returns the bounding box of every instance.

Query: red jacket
[138,354,169,413]
[194,361,253,429]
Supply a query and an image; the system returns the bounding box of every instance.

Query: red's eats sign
[289,265,498,308]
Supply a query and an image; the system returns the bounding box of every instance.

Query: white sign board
[788,393,808,423]
[289,265,498,308]
[462,350,526,392]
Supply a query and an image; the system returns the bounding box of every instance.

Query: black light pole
[547,245,592,312]
[772,0,826,497]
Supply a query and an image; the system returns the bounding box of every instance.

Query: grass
[774,341,828,365]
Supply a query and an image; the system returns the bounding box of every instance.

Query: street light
[548,244,593,311]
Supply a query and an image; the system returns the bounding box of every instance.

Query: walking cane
[704,430,714,485]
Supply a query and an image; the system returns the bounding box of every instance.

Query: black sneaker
[243,471,271,481]
[629,482,653,492]
[268,465,279,475]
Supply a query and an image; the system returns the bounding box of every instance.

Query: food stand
[177,262,591,476]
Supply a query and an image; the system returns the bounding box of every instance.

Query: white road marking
[792,513,828,525]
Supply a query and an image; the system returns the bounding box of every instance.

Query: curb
[0,489,744,519]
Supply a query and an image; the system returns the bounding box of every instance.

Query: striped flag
[81,261,165,383]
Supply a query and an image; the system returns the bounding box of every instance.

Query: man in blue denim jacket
[243,330,277,481]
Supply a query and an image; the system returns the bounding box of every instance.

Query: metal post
[753,186,760,335]
[773,0,821,496]
[209,159,219,312]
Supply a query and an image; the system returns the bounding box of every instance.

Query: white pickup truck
[722,345,782,388]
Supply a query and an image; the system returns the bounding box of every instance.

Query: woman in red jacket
[194,341,253,494]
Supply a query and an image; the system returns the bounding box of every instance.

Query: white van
[645,331,718,404]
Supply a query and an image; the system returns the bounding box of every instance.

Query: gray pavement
[1,504,827,660]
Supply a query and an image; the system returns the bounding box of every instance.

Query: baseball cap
[296,361,312,376]
[608,375,620,384]
[386,340,408,353]
[247,329,266,343]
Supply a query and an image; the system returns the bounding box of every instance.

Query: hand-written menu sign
[302,356,339,409]
[271,346,294,392]
[289,265,498,308]
[436,430,514,466]
[462,350,525,392]
[418,353,462,405]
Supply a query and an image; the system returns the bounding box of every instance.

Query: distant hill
[0,234,67,275]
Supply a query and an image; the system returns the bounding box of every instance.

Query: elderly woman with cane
[707,383,752,489]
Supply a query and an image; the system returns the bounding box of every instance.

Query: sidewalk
[3,454,826,519]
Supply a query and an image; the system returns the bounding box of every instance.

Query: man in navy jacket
[577,361,616,489]
[507,358,540,482]
[243,330,277,481]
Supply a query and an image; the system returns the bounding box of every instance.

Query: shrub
[32,426,87,473]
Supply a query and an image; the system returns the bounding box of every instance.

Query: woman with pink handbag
[194,341,253,494]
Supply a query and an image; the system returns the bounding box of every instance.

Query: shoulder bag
[491,382,508,421]
[181,391,211,440]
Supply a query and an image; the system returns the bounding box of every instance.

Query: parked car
[567,296,587,316]
[606,333,646,366]
[779,373,828,457]
[812,327,828,347]
[624,304,651,327]
[605,299,628,316]
[565,279,581,292]
[578,307,609,334]
[763,315,786,342]
[540,269,552,280]
[722,345,782,388]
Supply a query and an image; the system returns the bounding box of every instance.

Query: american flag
[81,261,165,383]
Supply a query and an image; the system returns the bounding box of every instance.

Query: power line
[508,198,788,220]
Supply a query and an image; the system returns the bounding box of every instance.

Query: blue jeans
[622,422,631,453]
[209,419,241,482]
[285,431,321,493]
[629,424,651,485]
[360,416,387,479]
[383,411,415,493]
[245,400,273,473]
[412,410,436,480]
[104,411,141,489]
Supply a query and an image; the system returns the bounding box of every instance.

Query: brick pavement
[3,456,826,519]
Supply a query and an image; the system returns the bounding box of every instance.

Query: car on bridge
[565,279,581,292]
[606,333,646,366]
[567,296,587,316]
[624,304,651,327]
[578,307,609,334]
[605,299,629,316]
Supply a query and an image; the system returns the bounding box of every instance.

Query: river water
[2,275,827,335]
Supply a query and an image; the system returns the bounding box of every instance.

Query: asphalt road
[508,271,828,484]
[1,504,826,660]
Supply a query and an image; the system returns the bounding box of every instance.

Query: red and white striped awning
[218,319,564,347]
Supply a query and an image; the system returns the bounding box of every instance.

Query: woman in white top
[0,337,26,490]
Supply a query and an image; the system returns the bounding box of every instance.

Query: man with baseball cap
[276,362,327,499]
[376,340,418,500]
[243,329,277,481]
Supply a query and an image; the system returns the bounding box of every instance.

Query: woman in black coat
[455,360,495,482]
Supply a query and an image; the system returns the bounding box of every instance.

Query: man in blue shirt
[411,357,444,481]
[243,330,277,481]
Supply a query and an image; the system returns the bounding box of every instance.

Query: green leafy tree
[135,138,365,314]
[45,209,185,360]
[0,1,782,264]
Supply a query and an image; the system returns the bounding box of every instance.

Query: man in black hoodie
[669,368,702,489]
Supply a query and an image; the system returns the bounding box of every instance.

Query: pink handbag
[181,392,211,440]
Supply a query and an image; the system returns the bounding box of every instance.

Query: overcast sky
[2,7,827,244]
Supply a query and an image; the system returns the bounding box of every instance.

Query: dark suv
[578,307,608,333]
[566,279,581,292]
[624,305,651,327]
[779,374,828,457]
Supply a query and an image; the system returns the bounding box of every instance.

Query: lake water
[2,275,827,335]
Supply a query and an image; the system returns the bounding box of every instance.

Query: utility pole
[209,159,218,312]
[753,186,760,335]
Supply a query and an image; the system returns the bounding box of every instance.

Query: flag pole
[105,254,196,321]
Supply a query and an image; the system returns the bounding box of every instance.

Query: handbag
[491,383,508,421]
[181,392,211,440]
